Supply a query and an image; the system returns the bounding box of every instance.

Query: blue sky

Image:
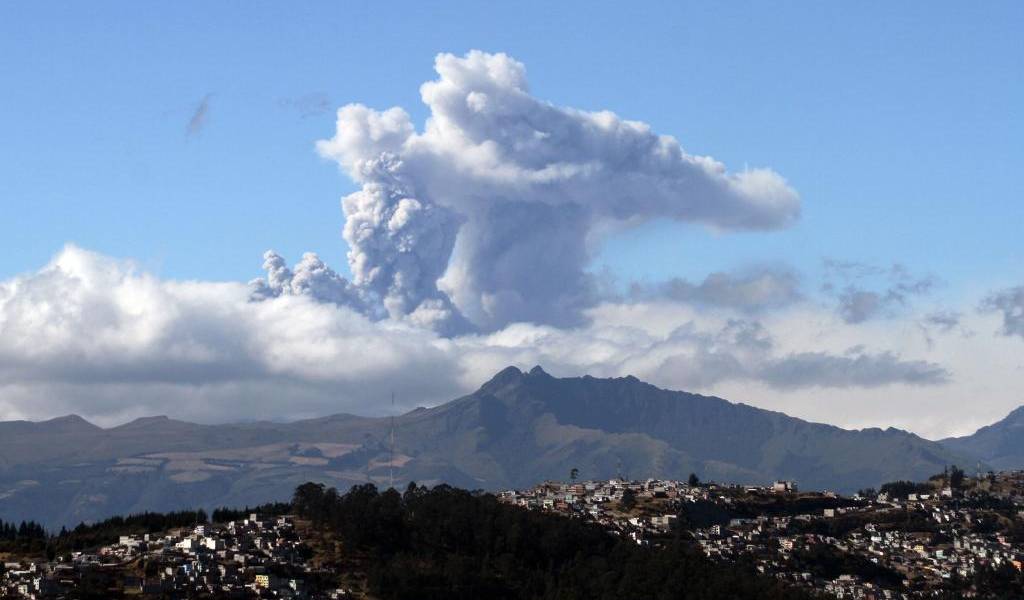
[3,1,1021,296]
[1,2,1024,436]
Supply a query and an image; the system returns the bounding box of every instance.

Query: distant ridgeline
[0,366,1012,528]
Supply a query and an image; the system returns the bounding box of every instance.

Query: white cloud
[315,51,800,331]
[0,246,464,424]
[4,246,1021,439]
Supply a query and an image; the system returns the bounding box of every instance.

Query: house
[650,515,677,530]
[772,481,798,493]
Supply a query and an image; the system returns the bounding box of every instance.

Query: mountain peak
[115,415,175,429]
[46,414,89,424]
[527,365,550,377]
[39,414,100,432]
[939,404,1024,471]
[483,366,525,389]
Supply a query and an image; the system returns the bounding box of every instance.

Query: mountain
[939,406,1024,470]
[390,366,971,494]
[0,366,975,527]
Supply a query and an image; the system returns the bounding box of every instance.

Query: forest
[0,501,290,559]
[291,481,816,600]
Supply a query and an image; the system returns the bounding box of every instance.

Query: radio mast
[389,391,396,490]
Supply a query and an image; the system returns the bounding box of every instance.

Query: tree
[688,473,700,487]
[950,465,965,490]
[294,481,815,600]
[880,480,931,499]
[404,481,423,503]
[620,488,637,511]
[293,482,326,521]
[570,468,579,482]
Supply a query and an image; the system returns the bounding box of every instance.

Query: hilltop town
[3,470,1024,598]
[499,470,1024,598]
[1,512,347,598]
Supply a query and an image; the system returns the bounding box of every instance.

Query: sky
[1,2,1022,439]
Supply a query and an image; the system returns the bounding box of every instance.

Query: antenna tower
[389,391,396,490]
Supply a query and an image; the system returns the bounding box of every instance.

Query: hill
[0,366,976,527]
[940,406,1024,471]
[290,481,815,599]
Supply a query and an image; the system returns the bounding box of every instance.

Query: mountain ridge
[5,365,943,438]
[0,366,985,527]
[939,405,1024,470]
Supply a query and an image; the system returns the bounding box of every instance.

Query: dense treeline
[210,501,292,524]
[292,481,818,600]
[929,465,966,489]
[0,518,48,554]
[878,480,934,499]
[53,509,210,554]
[0,519,46,541]
[0,502,288,558]
[0,510,211,558]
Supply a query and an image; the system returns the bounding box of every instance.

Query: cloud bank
[0,246,991,437]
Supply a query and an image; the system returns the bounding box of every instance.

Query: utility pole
[389,391,396,490]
